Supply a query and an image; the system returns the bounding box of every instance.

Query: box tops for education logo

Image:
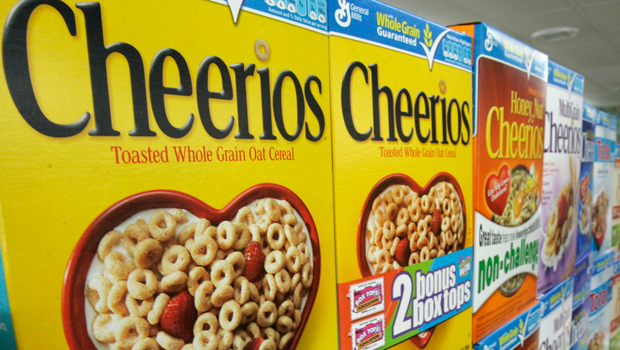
[350,315,386,350]
[348,278,385,321]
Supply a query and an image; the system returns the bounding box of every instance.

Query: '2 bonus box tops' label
[449,22,548,343]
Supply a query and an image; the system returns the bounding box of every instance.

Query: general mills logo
[335,0,351,27]
[484,28,493,51]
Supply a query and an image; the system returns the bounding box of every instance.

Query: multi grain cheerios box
[588,250,614,350]
[579,102,597,262]
[592,110,616,258]
[329,1,474,349]
[537,276,574,350]
[474,302,542,350]
[610,256,620,350]
[450,22,547,343]
[0,1,337,349]
[537,61,584,296]
[571,252,592,350]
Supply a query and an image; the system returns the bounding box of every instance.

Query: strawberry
[244,241,266,283]
[394,238,410,267]
[244,338,265,350]
[431,209,441,235]
[159,290,197,343]
[557,195,568,227]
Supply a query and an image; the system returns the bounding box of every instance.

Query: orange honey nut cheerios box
[449,23,547,343]
[0,1,337,349]
[329,1,474,349]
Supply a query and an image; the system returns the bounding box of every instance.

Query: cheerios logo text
[341,61,471,145]
[3,0,326,141]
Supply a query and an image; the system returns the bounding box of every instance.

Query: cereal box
[588,250,614,350]
[450,22,547,342]
[329,1,474,349]
[537,61,584,296]
[611,256,620,350]
[0,1,337,349]
[579,103,597,262]
[474,302,542,350]
[538,276,574,350]
[571,252,592,350]
[592,110,617,257]
[612,143,620,257]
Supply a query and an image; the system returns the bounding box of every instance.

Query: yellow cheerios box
[328,0,474,349]
[0,1,337,349]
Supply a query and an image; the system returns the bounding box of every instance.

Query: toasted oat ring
[283,225,300,247]
[231,224,251,251]
[161,245,191,275]
[246,322,261,338]
[195,218,213,239]
[301,262,313,288]
[279,331,293,349]
[217,221,236,250]
[191,235,218,266]
[233,277,251,305]
[276,316,293,334]
[275,269,291,294]
[249,282,260,304]
[396,208,409,226]
[290,273,301,291]
[188,267,210,296]
[226,252,246,280]
[279,200,294,216]
[278,300,294,318]
[441,217,451,232]
[286,246,302,273]
[217,329,234,349]
[257,300,278,327]
[126,295,154,317]
[254,39,270,62]
[256,215,271,234]
[147,293,170,325]
[194,313,219,336]
[393,186,406,205]
[262,274,277,301]
[115,316,149,349]
[124,222,150,257]
[374,207,387,227]
[420,195,430,213]
[249,224,262,244]
[108,281,129,316]
[161,271,188,292]
[232,329,251,350]
[236,206,256,226]
[87,276,112,313]
[195,281,215,312]
[293,283,303,308]
[264,198,281,222]
[267,223,286,250]
[240,302,259,324]
[134,238,164,269]
[193,330,217,350]
[212,285,234,308]
[297,243,311,265]
[417,220,429,236]
[105,251,136,280]
[211,260,235,288]
[178,222,197,246]
[282,214,297,226]
[261,327,279,345]
[132,337,159,350]
[127,269,158,300]
[386,203,399,221]
[156,331,184,350]
[265,250,285,274]
[420,246,430,262]
[219,300,242,331]
[372,197,386,213]
[92,314,115,343]
[149,211,177,242]
[98,230,122,261]
[383,221,396,240]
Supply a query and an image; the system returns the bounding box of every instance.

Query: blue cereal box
[572,252,593,350]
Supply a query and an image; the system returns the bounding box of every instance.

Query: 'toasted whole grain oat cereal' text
[450,22,547,343]
[0,1,338,349]
[331,1,474,349]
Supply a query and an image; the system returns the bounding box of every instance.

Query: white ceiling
[382,0,620,109]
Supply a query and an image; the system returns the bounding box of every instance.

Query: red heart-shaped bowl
[63,185,321,350]
[357,173,467,348]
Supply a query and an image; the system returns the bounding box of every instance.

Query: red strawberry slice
[159,290,197,343]
[244,337,264,350]
[557,195,568,227]
[394,238,410,267]
[431,209,441,235]
[244,241,266,283]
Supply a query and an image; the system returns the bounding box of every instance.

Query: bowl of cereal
[492,165,538,227]
[63,186,320,350]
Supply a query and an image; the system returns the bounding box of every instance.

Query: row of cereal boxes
[1,0,620,350]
